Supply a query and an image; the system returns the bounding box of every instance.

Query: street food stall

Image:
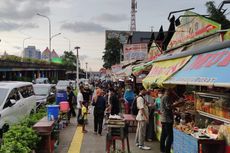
[163,41,230,153]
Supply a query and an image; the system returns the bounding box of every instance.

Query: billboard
[105,30,131,45]
[123,43,148,61]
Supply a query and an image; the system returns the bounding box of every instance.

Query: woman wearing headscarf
[92,88,106,135]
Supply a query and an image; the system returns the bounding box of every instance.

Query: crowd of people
[65,80,184,153]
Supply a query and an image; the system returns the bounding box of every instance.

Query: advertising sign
[123,43,148,61]
[166,48,230,86]
[142,56,191,88]
[168,11,221,49]
[111,64,122,74]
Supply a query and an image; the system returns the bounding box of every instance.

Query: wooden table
[33,116,55,153]
[106,124,130,153]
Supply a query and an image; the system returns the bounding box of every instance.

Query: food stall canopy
[132,60,154,76]
[142,56,191,89]
[164,47,230,87]
[115,65,133,77]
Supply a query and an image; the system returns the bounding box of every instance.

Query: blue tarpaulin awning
[164,47,230,87]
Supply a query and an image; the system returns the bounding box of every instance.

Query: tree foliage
[206,1,230,29]
[61,51,76,70]
[102,38,122,68]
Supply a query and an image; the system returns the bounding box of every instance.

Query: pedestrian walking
[82,83,92,107]
[124,85,135,114]
[66,86,76,122]
[81,101,88,133]
[145,89,155,141]
[92,88,106,135]
[77,86,84,124]
[135,89,151,150]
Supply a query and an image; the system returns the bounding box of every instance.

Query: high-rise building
[23,46,41,59]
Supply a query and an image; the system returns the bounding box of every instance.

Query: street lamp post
[51,33,61,52]
[75,46,80,89]
[85,62,88,79]
[37,13,51,61]
[63,37,71,52]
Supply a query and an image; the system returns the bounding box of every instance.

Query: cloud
[0,21,39,31]
[93,13,128,22]
[0,0,52,20]
[61,21,108,33]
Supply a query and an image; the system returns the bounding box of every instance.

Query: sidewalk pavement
[57,108,161,153]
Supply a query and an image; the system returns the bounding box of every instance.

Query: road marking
[68,126,83,153]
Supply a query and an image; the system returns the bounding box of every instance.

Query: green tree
[102,38,122,68]
[206,1,230,29]
[61,51,76,70]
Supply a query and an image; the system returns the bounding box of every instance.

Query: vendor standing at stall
[160,89,184,153]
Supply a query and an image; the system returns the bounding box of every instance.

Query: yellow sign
[142,56,191,89]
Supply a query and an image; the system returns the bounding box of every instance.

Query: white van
[0,82,36,136]
[35,78,50,84]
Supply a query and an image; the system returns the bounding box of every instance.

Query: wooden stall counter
[33,116,56,153]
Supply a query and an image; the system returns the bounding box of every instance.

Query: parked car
[79,78,89,85]
[56,80,76,91]
[34,78,50,84]
[33,84,56,109]
[0,81,36,137]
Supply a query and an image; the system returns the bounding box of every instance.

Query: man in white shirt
[77,86,84,124]
[135,89,151,150]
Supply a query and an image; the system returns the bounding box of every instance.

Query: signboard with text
[123,43,148,61]
[111,64,122,74]
[166,48,230,86]
[168,11,221,49]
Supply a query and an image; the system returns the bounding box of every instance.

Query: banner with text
[123,43,148,61]
[165,48,230,87]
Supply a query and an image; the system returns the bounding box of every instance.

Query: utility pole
[75,46,80,89]
[85,62,88,79]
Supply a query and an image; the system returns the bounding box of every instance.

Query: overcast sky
[0,0,227,71]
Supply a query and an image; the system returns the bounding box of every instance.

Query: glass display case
[195,92,230,123]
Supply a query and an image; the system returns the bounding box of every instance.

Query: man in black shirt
[82,84,92,107]
[160,89,184,153]
[67,86,76,121]
[109,88,120,115]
